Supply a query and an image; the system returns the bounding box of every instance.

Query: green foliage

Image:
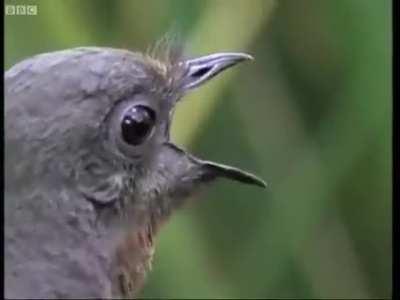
[5,0,391,298]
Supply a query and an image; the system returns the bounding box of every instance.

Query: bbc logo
[5,5,38,16]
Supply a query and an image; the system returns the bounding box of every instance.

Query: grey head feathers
[6,46,264,221]
[5,44,265,298]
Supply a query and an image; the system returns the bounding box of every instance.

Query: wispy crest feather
[146,32,184,71]
[144,31,187,93]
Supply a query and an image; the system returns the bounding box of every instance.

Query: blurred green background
[5,0,392,298]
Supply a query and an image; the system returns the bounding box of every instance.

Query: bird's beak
[200,159,267,188]
[180,52,253,91]
[163,143,267,189]
[170,52,265,188]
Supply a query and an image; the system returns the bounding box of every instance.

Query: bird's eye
[121,105,156,146]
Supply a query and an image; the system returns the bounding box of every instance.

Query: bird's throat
[111,209,167,298]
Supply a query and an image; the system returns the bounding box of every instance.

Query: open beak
[201,159,267,188]
[180,52,253,90]
[163,142,266,189]
[171,52,266,188]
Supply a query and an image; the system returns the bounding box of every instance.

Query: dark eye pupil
[121,105,156,145]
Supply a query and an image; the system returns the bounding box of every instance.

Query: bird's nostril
[191,66,212,78]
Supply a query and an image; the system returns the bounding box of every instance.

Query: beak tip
[244,54,254,61]
[234,53,254,62]
[256,178,268,189]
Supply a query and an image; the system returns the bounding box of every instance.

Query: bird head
[5,45,267,298]
[5,46,265,225]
